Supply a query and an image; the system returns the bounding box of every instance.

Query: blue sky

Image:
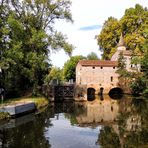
[79,25,102,31]
[51,0,148,68]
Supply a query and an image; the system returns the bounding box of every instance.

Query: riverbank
[0,96,49,120]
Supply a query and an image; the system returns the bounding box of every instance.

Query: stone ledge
[0,102,36,116]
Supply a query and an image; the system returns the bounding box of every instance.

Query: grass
[0,96,49,110]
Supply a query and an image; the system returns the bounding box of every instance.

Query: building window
[113,67,115,69]
[92,66,95,69]
[111,76,113,82]
[131,65,133,68]
[100,66,103,69]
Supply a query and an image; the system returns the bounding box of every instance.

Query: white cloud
[50,0,148,68]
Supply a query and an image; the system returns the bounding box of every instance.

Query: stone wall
[76,63,119,94]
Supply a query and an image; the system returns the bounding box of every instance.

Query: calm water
[0,95,147,148]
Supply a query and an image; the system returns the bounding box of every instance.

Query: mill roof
[78,60,118,67]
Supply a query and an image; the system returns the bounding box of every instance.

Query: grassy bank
[1,96,49,109]
[0,97,49,120]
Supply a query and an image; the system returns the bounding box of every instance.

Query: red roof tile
[78,60,118,67]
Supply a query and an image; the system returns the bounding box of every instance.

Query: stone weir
[0,102,36,117]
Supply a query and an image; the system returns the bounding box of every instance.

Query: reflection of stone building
[76,97,142,133]
[76,96,119,124]
[76,34,140,96]
[80,97,145,148]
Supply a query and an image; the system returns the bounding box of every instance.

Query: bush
[0,112,10,120]
[130,77,146,95]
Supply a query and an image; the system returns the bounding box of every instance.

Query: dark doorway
[109,87,123,99]
[87,88,95,101]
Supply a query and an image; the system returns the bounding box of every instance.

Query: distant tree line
[45,52,99,84]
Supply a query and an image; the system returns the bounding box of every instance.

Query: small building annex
[75,34,140,95]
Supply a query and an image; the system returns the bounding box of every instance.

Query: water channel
[0,95,147,148]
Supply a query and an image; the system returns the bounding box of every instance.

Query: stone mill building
[75,34,140,98]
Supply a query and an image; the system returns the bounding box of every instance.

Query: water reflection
[0,96,147,148]
[76,96,119,125]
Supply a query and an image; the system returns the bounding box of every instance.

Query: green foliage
[98,126,120,148]
[44,67,63,84]
[130,29,148,95]
[97,4,148,59]
[87,52,99,60]
[0,0,73,97]
[63,55,86,81]
[97,17,121,59]
[0,112,10,120]
[130,77,146,95]
[141,33,148,79]
[131,35,148,94]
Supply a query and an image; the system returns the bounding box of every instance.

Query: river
[0,95,147,148]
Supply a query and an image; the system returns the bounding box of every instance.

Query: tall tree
[120,4,148,54]
[97,4,148,59]
[0,0,74,96]
[97,17,120,59]
[129,28,148,95]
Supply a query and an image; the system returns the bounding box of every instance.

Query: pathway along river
[0,95,147,148]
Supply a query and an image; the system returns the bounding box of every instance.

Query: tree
[97,17,120,59]
[44,67,63,84]
[0,0,74,96]
[120,4,147,54]
[141,29,148,81]
[63,55,86,81]
[116,52,133,93]
[87,52,99,60]
[97,4,148,59]
[129,28,148,95]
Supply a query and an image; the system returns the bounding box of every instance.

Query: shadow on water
[87,88,96,101]
[109,87,123,100]
[109,93,123,100]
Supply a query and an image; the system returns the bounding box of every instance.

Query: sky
[50,0,148,68]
